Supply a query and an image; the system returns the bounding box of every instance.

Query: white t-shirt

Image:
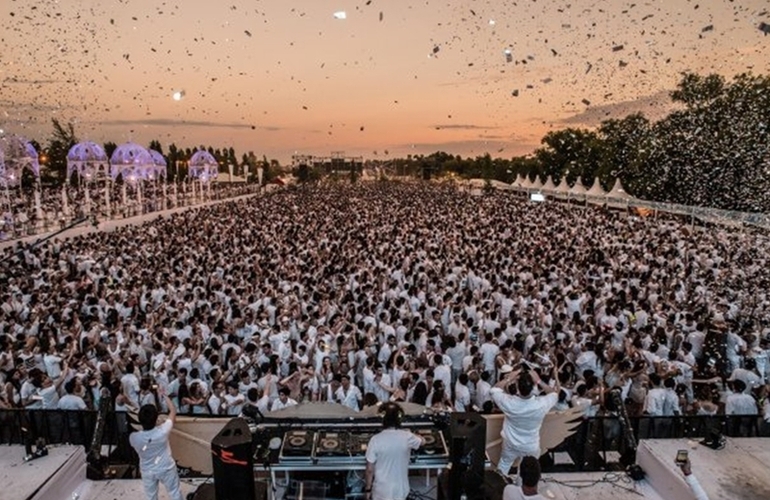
[503,485,545,500]
[129,419,177,473]
[490,388,558,451]
[58,394,87,410]
[365,428,423,500]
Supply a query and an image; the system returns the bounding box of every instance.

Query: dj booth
[208,403,486,500]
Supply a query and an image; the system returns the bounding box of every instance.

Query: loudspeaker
[188,482,268,500]
[448,413,487,500]
[211,418,255,500]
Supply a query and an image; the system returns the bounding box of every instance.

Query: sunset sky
[1,0,769,163]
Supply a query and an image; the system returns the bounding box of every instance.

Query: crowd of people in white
[0,183,768,434]
[0,182,259,240]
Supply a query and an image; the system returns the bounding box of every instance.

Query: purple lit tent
[110,142,154,209]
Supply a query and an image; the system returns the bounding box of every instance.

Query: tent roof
[586,179,608,196]
[607,178,632,199]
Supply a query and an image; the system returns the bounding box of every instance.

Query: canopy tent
[585,179,608,197]
[569,179,589,198]
[530,175,544,191]
[147,149,168,180]
[541,176,557,192]
[67,141,109,182]
[606,178,633,199]
[0,134,39,186]
[552,178,572,199]
[188,150,218,182]
[109,142,154,183]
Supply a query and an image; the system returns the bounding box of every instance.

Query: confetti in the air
[333,11,347,20]
[172,90,185,101]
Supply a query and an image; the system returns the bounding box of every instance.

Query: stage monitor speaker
[189,482,268,500]
[448,413,487,500]
[211,418,255,500]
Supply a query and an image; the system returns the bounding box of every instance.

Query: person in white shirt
[454,373,471,412]
[270,387,298,412]
[336,374,362,411]
[365,402,424,500]
[725,380,758,415]
[129,391,184,500]
[490,366,559,475]
[223,383,246,416]
[58,378,87,410]
[503,456,546,500]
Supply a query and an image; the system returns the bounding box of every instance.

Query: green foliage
[45,118,78,185]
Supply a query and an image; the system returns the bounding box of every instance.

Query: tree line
[391,72,770,213]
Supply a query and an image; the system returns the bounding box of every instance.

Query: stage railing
[0,410,766,473]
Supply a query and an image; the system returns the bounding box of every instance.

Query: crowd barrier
[483,180,770,230]
[1,409,766,473]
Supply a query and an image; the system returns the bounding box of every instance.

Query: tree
[148,140,164,155]
[535,128,603,187]
[597,113,652,197]
[103,141,118,160]
[46,118,78,185]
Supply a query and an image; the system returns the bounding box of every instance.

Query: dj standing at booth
[365,402,425,500]
[129,390,184,500]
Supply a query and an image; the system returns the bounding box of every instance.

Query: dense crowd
[0,181,259,240]
[0,183,768,432]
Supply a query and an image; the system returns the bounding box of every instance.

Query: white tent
[553,178,572,199]
[67,141,109,182]
[585,178,609,205]
[517,175,533,190]
[605,178,636,209]
[531,176,544,190]
[110,142,154,183]
[189,150,218,183]
[568,179,589,201]
[0,134,39,186]
[606,178,632,199]
[541,176,557,192]
[147,149,168,180]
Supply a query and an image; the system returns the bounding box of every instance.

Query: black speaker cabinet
[448,413,487,500]
[211,418,255,500]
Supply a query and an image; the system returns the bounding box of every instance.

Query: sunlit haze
[1,0,769,162]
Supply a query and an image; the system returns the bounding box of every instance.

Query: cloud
[2,78,64,85]
[95,118,281,131]
[431,124,501,130]
[560,90,677,126]
[394,138,537,157]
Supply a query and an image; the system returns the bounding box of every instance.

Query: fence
[476,179,770,230]
[1,409,766,473]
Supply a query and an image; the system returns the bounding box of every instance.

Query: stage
[4,438,769,500]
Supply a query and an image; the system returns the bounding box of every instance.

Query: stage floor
[7,438,769,500]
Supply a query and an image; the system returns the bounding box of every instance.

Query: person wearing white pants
[490,366,559,476]
[129,391,184,500]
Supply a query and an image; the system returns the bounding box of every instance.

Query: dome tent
[67,141,109,182]
[109,142,154,183]
[147,149,168,180]
[188,150,218,182]
[0,134,39,186]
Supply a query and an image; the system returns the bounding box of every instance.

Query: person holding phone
[129,389,184,500]
[676,451,709,500]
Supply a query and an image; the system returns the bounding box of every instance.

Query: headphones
[379,402,405,428]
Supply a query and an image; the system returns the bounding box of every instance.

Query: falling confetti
[172,90,185,101]
[333,11,346,20]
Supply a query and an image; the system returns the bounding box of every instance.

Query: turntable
[414,429,449,460]
[280,430,316,462]
[315,431,348,457]
[346,432,374,456]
